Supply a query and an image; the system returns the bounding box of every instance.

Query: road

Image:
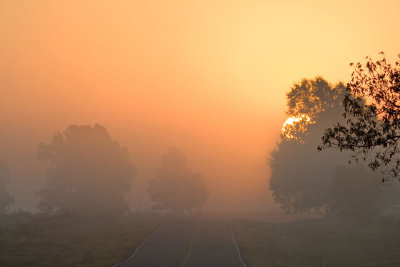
[114,219,246,267]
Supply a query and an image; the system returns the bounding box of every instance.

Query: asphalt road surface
[114,219,246,267]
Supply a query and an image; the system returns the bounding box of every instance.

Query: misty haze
[2,1,400,266]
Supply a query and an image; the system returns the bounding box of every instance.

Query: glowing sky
[1,0,400,211]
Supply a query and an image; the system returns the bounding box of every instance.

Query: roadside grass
[0,212,164,267]
[233,218,400,267]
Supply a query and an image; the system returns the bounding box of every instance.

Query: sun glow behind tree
[281,114,312,140]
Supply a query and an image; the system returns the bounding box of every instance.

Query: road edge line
[112,221,166,267]
[180,221,198,267]
[230,222,248,267]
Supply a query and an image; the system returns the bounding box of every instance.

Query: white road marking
[230,223,248,267]
[111,221,166,267]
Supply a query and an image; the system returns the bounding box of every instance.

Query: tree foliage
[147,147,208,213]
[0,161,14,214]
[270,77,346,213]
[37,124,135,216]
[287,77,345,119]
[319,53,400,182]
[283,77,345,141]
[329,165,381,221]
[270,138,337,213]
[270,77,385,218]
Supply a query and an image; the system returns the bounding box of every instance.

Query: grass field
[233,218,400,267]
[0,212,164,267]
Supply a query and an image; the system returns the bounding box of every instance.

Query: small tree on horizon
[37,124,135,216]
[147,147,208,214]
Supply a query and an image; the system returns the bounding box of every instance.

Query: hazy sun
[282,114,311,139]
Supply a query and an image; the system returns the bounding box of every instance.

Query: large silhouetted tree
[0,161,13,214]
[37,124,135,216]
[270,77,385,219]
[320,53,400,183]
[147,147,208,213]
[270,77,346,213]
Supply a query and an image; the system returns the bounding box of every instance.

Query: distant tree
[319,53,400,182]
[37,124,135,216]
[270,77,346,213]
[0,161,14,214]
[147,147,208,213]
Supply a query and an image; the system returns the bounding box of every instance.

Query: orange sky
[1,0,400,211]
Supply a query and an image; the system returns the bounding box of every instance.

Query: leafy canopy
[283,77,345,141]
[147,147,208,213]
[319,53,400,182]
[270,77,347,213]
[37,124,135,216]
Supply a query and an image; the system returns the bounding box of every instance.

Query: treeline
[270,53,400,222]
[0,125,208,217]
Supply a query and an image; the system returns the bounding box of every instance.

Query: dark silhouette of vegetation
[270,77,345,213]
[287,78,345,120]
[329,165,381,221]
[147,147,208,213]
[37,124,135,216]
[270,77,384,219]
[319,53,400,182]
[282,77,345,141]
[0,161,14,214]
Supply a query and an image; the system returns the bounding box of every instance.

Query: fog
[2,1,400,266]
[2,0,400,215]
[0,114,272,213]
